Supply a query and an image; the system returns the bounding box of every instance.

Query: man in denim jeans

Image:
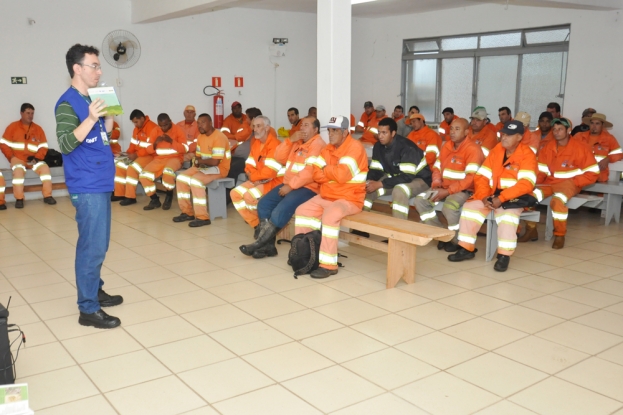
[54,44,123,329]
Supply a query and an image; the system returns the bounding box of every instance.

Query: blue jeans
[70,192,111,314]
[257,184,316,228]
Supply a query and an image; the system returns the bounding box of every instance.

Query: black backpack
[44,149,63,167]
[288,230,322,278]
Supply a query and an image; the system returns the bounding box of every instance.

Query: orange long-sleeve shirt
[146,124,188,162]
[110,121,121,155]
[1,121,48,162]
[176,120,199,143]
[537,138,599,188]
[312,134,369,209]
[274,134,325,193]
[221,114,252,145]
[357,111,376,130]
[534,130,554,155]
[288,119,302,136]
[574,130,623,182]
[360,115,389,144]
[407,125,441,169]
[520,129,539,155]
[432,138,484,194]
[470,127,499,158]
[438,115,459,142]
[474,142,537,203]
[128,116,158,157]
[195,129,231,178]
[494,118,513,131]
[245,131,283,192]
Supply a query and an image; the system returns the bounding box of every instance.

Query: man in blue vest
[55,44,123,329]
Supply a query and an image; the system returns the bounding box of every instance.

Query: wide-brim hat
[582,113,613,128]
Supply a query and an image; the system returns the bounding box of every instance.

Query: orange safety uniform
[221,114,252,151]
[438,115,459,142]
[470,127,498,157]
[486,122,498,134]
[294,134,368,270]
[231,131,283,227]
[176,120,199,143]
[536,138,599,236]
[139,124,188,196]
[114,116,157,198]
[574,130,623,182]
[394,115,405,122]
[1,121,52,200]
[350,114,356,132]
[360,115,388,144]
[521,129,539,154]
[432,138,484,194]
[0,172,5,206]
[110,121,121,155]
[274,134,326,192]
[288,119,302,136]
[457,142,537,255]
[407,125,442,169]
[495,118,513,131]
[535,130,554,154]
[176,129,231,221]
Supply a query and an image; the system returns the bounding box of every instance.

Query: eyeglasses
[80,63,102,71]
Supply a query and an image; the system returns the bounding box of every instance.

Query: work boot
[110,195,125,202]
[15,199,24,209]
[437,241,446,250]
[252,237,278,259]
[444,242,460,252]
[120,198,137,206]
[517,222,538,242]
[239,221,280,256]
[493,254,510,272]
[0,204,6,211]
[173,213,195,223]
[43,196,57,205]
[310,267,338,279]
[143,194,161,210]
[254,218,270,240]
[448,247,476,262]
[78,309,121,329]
[189,219,211,227]
[162,191,174,210]
[552,236,565,249]
[98,289,124,307]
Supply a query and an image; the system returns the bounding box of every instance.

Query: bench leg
[386,239,416,289]
[604,194,622,226]
[545,206,554,241]
[207,185,228,219]
[485,219,498,262]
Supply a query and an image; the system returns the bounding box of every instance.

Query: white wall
[0,0,317,168]
[352,4,623,139]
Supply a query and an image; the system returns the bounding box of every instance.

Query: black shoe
[254,218,270,240]
[143,195,161,210]
[162,191,174,210]
[448,247,476,262]
[351,229,369,238]
[444,242,460,253]
[0,204,6,211]
[43,196,57,205]
[173,213,195,223]
[15,199,24,209]
[189,219,211,227]
[437,241,446,250]
[310,267,338,279]
[252,238,278,259]
[78,309,121,329]
[494,254,510,272]
[120,198,136,206]
[98,289,124,307]
[111,195,125,202]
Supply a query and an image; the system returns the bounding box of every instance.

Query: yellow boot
[517,221,538,243]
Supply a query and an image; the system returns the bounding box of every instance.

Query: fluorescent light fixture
[352,0,376,4]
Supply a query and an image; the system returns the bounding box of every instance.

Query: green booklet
[87,86,123,116]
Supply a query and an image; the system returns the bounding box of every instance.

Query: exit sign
[11,77,27,85]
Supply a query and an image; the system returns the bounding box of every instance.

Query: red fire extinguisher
[203,85,224,129]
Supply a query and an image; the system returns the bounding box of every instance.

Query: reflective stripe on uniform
[295,215,322,230]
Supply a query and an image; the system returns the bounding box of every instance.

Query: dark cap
[364,101,374,108]
[552,118,571,128]
[499,120,524,136]
[539,111,553,121]
[442,107,454,114]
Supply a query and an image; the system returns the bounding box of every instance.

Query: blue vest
[54,87,115,193]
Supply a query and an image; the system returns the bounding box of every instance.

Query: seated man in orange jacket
[231,115,283,230]
[239,117,325,258]
[574,113,622,183]
[294,115,368,279]
[438,107,458,142]
[221,101,252,153]
[521,118,599,249]
[469,107,498,157]
[448,121,538,272]
[407,113,441,169]
[1,103,55,207]
[109,120,122,155]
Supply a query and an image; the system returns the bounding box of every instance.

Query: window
[402,26,570,127]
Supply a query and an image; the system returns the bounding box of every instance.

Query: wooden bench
[541,194,603,241]
[340,211,454,288]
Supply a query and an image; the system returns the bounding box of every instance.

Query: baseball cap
[499,120,524,136]
[442,107,454,115]
[539,111,554,121]
[364,101,374,108]
[552,118,571,128]
[231,101,242,108]
[322,115,350,130]
[409,113,425,122]
[375,105,386,111]
[470,107,488,120]
[184,105,196,111]
[515,111,531,127]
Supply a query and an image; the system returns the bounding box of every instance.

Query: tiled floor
[1,196,623,414]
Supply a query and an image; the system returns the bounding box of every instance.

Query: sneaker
[120,198,137,206]
[189,219,211,227]
[98,289,124,307]
[43,196,57,205]
[78,309,121,329]
[310,267,338,279]
[173,213,195,223]
[447,247,476,262]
